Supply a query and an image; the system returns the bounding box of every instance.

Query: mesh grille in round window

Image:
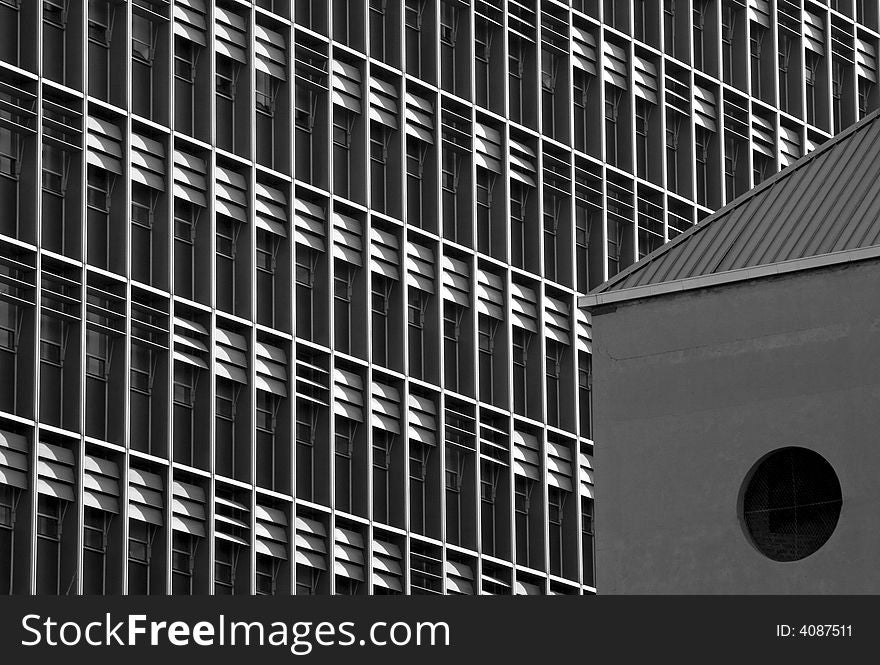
[741,447,842,562]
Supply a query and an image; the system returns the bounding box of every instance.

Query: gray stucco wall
[591,259,880,593]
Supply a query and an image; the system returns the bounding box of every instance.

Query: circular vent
[741,447,842,562]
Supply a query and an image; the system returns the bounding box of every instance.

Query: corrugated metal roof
[590,110,880,299]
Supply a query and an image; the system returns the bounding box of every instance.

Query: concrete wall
[591,259,880,593]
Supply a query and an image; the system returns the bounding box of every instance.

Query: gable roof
[581,110,880,308]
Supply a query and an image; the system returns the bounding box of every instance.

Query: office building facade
[0,0,877,595]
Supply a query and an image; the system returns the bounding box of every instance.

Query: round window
[741,447,842,562]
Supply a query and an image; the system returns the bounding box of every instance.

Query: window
[334,261,357,354]
[295,83,318,181]
[578,352,592,438]
[0,128,19,180]
[371,274,394,366]
[214,540,237,594]
[607,219,622,276]
[406,139,428,227]
[635,98,651,179]
[575,203,592,292]
[373,429,394,524]
[216,55,238,100]
[778,32,792,112]
[256,554,278,596]
[131,183,158,283]
[408,287,429,379]
[174,38,197,83]
[546,341,565,427]
[543,194,562,282]
[445,447,466,545]
[370,123,392,212]
[333,109,356,197]
[85,329,111,380]
[805,51,821,126]
[859,78,873,119]
[256,71,280,116]
[548,486,566,575]
[478,315,499,403]
[666,110,682,192]
[88,0,112,45]
[741,448,842,562]
[722,1,736,83]
[335,417,357,512]
[443,302,464,392]
[582,498,595,586]
[509,34,524,122]
[132,14,155,64]
[441,147,461,240]
[369,0,387,61]
[573,70,590,152]
[605,85,623,166]
[40,316,67,366]
[514,476,534,567]
[833,61,845,134]
[83,507,111,594]
[43,0,67,27]
[215,378,242,478]
[693,1,706,70]
[36,495,66,594]
[42,144,68,195]
[409,440,431,534]
[695,126,711,206]
[480,459,501,556]
[405,0,427,76]
[541,49,559,136]
[172,531,198,595]
[440,1,458,90]
[512,328,531,415]
[296,400,317,501]
[750,25,764,98]
[663,0,676,57]
[724,135,740,199]
[510,180,530,268]
[476,168,495,254]
[753,152,770,186]
[173,364,197,408]
[296,246,319,340]
[475,16,493,107]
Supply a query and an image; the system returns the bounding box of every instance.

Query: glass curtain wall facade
[0,0,877,595]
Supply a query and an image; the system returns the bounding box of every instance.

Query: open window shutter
[510,283,538,333]
[779,125,801,168]
[370,78,398,128]
[172,480,206,537]
[803,11,825,56]
[408,394,437,446]
[254,24,287,80]
[546,440,573,492]
[332,60,362,113]
[174,0,208,46]
[406,242,435,293]
[752,115,775,157]
[508,139,537,186]
[294,199,326,251]
[693,85,717,132]
[333,368,364,422]
[255,182,287,237]
[603,41,628,89]
[173,316,210,368]
[405,92,434,143]
[128,468,164,526]
[544,295,570,345]
[476,269,504,319]
[86,116,123,175]
[255,341,287,397]
[515,579,542,595]
[215,166,248,223]
[576,308,592,353]
[0,430,28,491]
[372,539,403,592]
[333,212,363,265]
[445,560,475,594]
[131,133,166,191]
[512,431,541,480]
[255,504,288,559]
[474,123,502,172]
[579,449,594,499]
[37,442,75,501]
[371,382,401,434]
[748,0,770,28]
[215,328,248,384]
[215,6,247,63]
[334,527,365,581]
[442,255,470,307]
[571,25,597,74]
[295,516,328,570]
[173,150,208,207]
[633,55,657,103]
[214,495,249,545]
[370,228,400,280]
[83,455,120,513]
[857,37,878,83]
